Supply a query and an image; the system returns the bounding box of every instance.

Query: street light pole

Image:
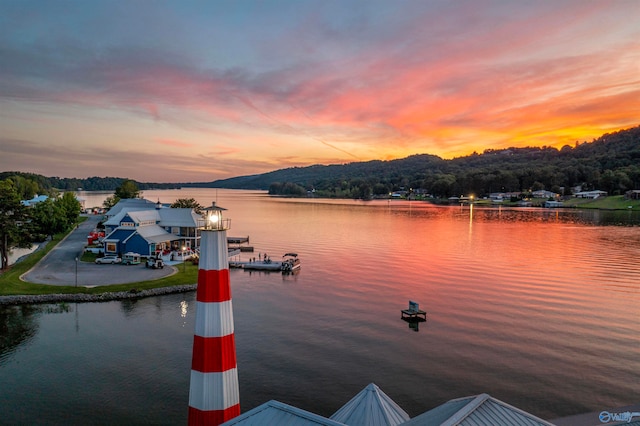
[75,256,78,287]
[182,246,186,272]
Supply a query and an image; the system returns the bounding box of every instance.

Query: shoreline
[0,284,196,306]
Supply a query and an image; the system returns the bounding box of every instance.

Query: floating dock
[230,260,283,271]
[228,236,254,252]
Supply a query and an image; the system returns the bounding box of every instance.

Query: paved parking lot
[21,215,176,287]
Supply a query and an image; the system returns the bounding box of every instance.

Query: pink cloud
[156,139,194,148]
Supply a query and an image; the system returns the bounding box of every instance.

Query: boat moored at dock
[280,253,301,272]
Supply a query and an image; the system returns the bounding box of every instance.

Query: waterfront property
[4,189,640,425]
[102,199,204,257]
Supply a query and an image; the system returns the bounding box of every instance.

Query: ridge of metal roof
[221,400,346,426]
[402,393,555,426]
[331,383,410,426]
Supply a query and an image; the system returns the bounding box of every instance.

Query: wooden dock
[228,236,254,252]
[227,236,249,244]
[230,260,283,271]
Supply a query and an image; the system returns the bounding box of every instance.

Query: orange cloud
[156,138,194,148]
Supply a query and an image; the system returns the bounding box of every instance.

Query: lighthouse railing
[197,218,231,231]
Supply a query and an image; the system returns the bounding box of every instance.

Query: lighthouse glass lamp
[202,202,228,230]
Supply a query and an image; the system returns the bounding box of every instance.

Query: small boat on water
[281,253,301,272]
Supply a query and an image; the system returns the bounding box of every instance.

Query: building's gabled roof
[221,400,346,426]
[104,206,201,228]
[103,209,157,226]
[127,209,161,224]
[157,208,201,227]
[103,228,136,243]
[105,198,157,217]
[402,393,555,426]
[135,224,181,243]
[330,383,410,426]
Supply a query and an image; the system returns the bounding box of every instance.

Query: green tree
[31,198,66,241]
[103,179,142,209]
[171,198,204,213]
[0,180,32,270]
[372,183,390,196]
[103,195,119,210]
[57,192,82,228]
[431,174,457,198]
[268,182,306,196]
[115,179,141,199]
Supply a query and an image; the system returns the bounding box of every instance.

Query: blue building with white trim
[102,199,203,257]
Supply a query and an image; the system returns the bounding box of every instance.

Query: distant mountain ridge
[188,154,446,190]
[196,125,640,196]
[2,125,639,197]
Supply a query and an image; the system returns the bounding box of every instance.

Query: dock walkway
[230,260,282,271]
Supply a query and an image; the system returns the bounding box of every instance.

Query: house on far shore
[102,199,204,257]
[531,190,559,199]
[573,190,607,199]
[625,190,640,200]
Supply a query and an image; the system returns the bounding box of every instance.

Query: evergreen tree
[171,198,204,213]
[0,180,32,270]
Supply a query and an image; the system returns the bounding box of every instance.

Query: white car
[95,255,122,264]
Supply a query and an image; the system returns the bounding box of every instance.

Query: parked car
[95,255,122,264]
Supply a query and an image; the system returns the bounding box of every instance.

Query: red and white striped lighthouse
[188,203,240,425]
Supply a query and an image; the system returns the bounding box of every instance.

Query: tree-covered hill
[193,154,446,191]
[2,125,639,200]
[0,173,181,195]
[205,125,640,198]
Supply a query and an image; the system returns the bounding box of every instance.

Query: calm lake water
[2,189,640,424]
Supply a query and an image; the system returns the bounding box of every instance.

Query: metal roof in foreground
[330,383,410,426]
[402,393,555,426]
[220,385,558,426]
[220,400,345,426]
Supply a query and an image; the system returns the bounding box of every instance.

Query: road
[22,215,175,287]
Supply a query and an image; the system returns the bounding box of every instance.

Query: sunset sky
[1,1,639,183]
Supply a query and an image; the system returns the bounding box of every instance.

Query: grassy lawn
[561,195,640,210]
[0,221,198,297]
[473,195,640,210]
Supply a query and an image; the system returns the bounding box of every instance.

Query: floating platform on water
[230,260,283,271]
[400,300,427,321]
[230,253,301,273]
[227,236,249,244]
[228,236,254,252]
